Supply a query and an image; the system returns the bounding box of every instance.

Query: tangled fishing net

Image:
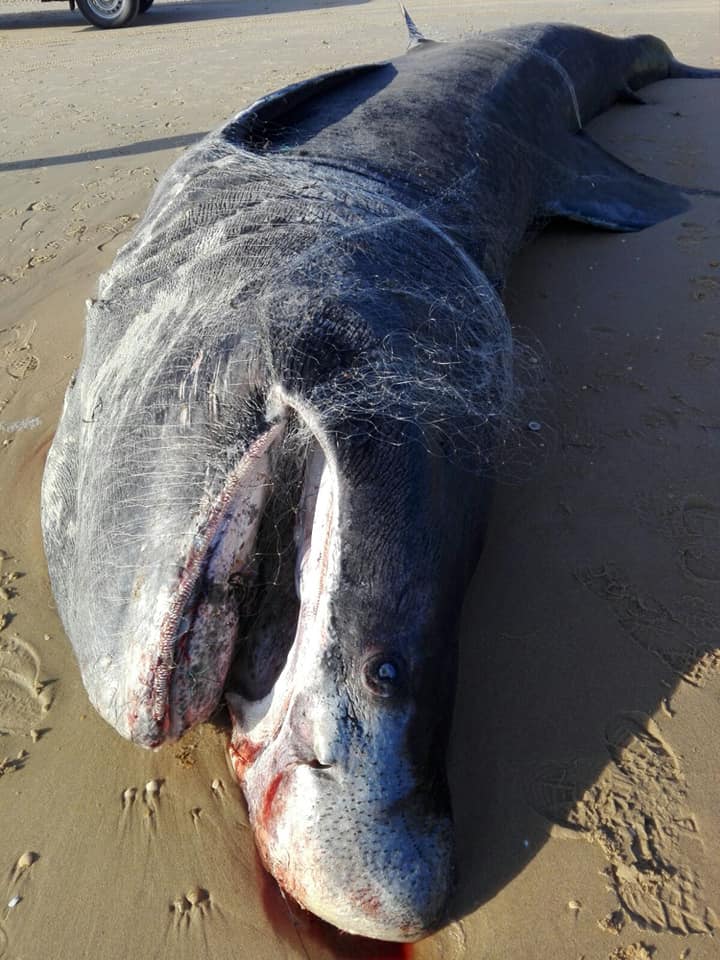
[90,125,545,483]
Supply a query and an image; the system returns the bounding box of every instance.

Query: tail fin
[670,59,720,79]
[399,4,431,49]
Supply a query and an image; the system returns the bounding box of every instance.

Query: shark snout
[238,736,455,942]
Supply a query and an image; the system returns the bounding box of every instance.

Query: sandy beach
[1,1,718,957]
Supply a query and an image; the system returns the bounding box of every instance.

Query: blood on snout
[256,849,415,959]
[229,736,263,780]
[261,771,285,826]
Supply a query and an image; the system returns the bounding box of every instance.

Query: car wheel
[76,0,140,28]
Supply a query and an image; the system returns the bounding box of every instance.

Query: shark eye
[362,654,405,699]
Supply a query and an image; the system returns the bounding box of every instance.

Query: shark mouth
[224,430,344,917]
[124,398,337,756]
[223,435,456,944]
[125,417,289,747]
[120,403,453,942]
[226,430,339,781]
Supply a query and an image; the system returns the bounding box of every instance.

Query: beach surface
[0,1,718,958]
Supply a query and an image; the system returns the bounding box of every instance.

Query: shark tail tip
[669,58,720,79]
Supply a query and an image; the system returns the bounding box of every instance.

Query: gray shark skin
[42,18,718,943]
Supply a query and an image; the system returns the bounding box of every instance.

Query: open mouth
[128,397,338,760]
[134,409,454,942]
[127,418,290,746]
[226,433,339,779]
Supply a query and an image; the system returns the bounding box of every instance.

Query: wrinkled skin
[42,20,718,941]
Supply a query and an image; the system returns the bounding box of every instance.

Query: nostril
[307,758,333,770]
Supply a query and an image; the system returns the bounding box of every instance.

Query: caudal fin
[670,59,720,79]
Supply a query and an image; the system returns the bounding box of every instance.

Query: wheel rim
[86,0,126,20]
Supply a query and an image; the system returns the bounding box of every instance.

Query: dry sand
[0,1,718,958]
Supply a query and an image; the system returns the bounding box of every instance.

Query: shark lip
[126,421,285,747]
[228,705,336,784]
[126,511,237,747]
[225,433,335,763]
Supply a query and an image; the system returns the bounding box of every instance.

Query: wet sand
[0,2,718,958]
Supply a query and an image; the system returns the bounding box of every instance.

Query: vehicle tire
[76,0,140,28]
[138,0,154,11]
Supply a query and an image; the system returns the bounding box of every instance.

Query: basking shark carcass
[42,14,718,943]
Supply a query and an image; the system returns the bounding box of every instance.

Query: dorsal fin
[220,63,391,148]
[399,4,431,49]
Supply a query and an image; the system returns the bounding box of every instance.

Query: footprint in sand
[210,778,228,802]
[6,352,39,382]
[0,633,51,740]
[575,562,720,686]
[96,213,140,252]
[608,945,655,960]
[528,712,717,936]
[0,851,40,952]
[11,851,39,885]
[634,491,720,587]
[1,322,39,428]
[0,551,52,760]
[676,221,709,247]
[119,779,165,834]
[690,274,720,302]
[678,495,720,583]
[681,495,720,538]
[1,322,36,361]
[169,887,214,930]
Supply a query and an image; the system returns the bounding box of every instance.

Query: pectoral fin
[542,132,688,231]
